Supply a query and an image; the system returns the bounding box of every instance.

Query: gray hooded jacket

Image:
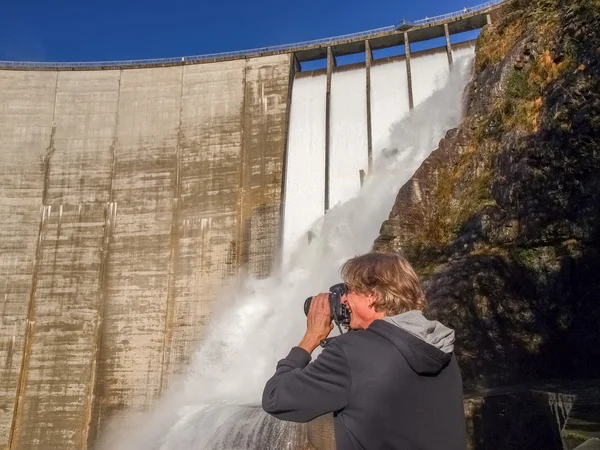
[263,311,467,450]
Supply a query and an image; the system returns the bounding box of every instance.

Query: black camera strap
[332,309,345,336]
[319,337,335,348]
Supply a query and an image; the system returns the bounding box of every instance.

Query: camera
[304,283,351,330]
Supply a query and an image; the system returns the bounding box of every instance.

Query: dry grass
[476,21,524,72]
[414,142,497,247]
[499,49,572,133]
[404,0,575,257]
[414,41,571,248]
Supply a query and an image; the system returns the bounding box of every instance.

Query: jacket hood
[368,310,455,376]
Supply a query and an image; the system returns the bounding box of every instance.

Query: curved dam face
[0,5,497,449]
[0,54,293,450]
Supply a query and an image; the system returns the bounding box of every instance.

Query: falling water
[98,49,475,450]
[411,50,451,107]
[282,72,327,255]
[329,67,368,208]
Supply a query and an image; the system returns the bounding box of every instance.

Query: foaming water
[98,51,475,450]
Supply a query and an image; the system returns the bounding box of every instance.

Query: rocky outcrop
[375,0,600,392]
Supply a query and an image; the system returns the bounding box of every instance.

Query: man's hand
[298,293,334,354]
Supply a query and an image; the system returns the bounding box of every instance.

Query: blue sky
[0,0,485,63]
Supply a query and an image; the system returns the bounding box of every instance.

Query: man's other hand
[299,293,334,354]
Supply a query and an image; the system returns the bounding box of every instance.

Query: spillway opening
[299,58,328,71]
[372,44,406,60]
[410,36,447,52]
[450,30,481,45]
[334,52,366,66]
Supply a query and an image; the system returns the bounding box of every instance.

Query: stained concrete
[9,71,121,450]
[241,54,292,278]
[0,54,292,449]
[88,66,183,444]
[0,71,57,450]
[11,204,107,450]
[159,59,246,391]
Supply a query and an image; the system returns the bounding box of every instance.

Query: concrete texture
[404,32,415,110]
[159,60,246,394]
[10,70,121,450]
[365,40,373,171]
[240,54,292,278]
[324,48,336,212]
[12,204,107,450]
[444,23,454,66]
[0,53,291,449]
[88,66,183,444]
[574,440,600,450]
[307,414,336,450]
[0,71,57,450]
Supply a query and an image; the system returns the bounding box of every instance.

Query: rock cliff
[375,0,600,391]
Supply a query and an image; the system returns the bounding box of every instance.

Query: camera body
[304,283,351,328]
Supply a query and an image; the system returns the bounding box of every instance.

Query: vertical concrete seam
[236,59,249,282]
[41,71,59,205]
[276,53,296,267]
[404,33,414,110]
[107,69,122,204]
[444,24,454,67]
[365,40,373,174]
[158,64,185,395]
[8,69,59,450]
[325,47,334,212]
[86,68,122,447]
[85,202,115,449]
[8,206,47,450]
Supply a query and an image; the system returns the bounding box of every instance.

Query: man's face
[342,290,379,330]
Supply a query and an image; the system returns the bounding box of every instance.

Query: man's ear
[367,294,377,307]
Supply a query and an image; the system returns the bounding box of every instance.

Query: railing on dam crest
[0,0,504,69]
[408,0,503,26]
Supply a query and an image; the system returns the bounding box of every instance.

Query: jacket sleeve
[262,340,351,423]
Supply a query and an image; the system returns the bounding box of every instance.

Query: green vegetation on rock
[374,0,600,392]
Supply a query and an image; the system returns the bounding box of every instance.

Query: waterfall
[98,48,475,450]
[329,67,369,208]
[282,45,475,257]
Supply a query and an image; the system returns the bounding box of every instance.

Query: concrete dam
[0,2,502,449]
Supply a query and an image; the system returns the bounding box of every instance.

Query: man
[262,252,467,450]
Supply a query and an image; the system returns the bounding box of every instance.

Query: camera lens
[304,297,312,316]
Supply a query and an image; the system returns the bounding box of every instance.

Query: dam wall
[0,54,292,450]
[0,3,500,448]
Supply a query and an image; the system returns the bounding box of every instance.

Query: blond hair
[340,252,426,315]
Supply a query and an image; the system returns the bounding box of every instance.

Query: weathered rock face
[375,0,600,392]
